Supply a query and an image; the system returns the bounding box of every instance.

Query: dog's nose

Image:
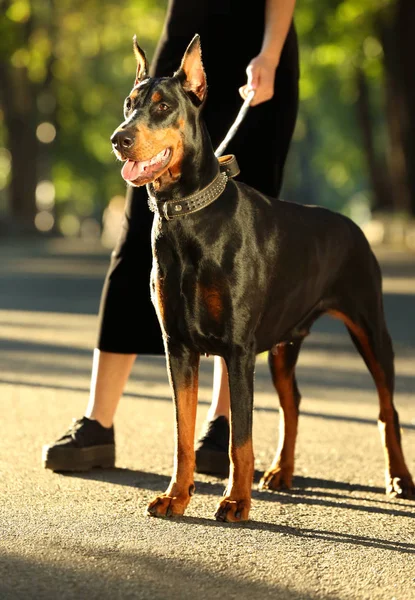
[111,130,134,150]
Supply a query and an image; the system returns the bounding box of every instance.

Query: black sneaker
[195,416,230,477]
[42,417,115,472]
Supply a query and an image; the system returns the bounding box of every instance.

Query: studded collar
[148,155,239,220]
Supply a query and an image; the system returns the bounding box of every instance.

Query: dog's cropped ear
[133,35,149,84]
[177,34,206,103]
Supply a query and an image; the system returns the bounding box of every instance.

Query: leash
[214,89,255,158]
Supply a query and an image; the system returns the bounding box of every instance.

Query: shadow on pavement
[3,374,414,430]
[65,469,415,519]
[177,517,415,555]
[1,548,324,600]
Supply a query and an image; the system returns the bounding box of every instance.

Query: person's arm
[240,0,296,106]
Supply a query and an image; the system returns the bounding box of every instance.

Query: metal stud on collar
[155,171,228,220]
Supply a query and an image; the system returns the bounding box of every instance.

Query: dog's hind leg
[259,340,303,491]
[215,347,256,522]
[147,346,200,518]
[328,305,414,499]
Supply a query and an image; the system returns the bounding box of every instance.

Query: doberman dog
[111,35,414,522]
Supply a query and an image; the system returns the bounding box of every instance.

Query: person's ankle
[206,411,229,422]
[84,414,113,429]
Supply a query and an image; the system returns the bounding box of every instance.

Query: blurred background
[1,0,415,248]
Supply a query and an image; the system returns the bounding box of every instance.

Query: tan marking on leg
[147,364,199,517]
[260,344,299,490]
[328,310,414,497]
[215,438,254,522]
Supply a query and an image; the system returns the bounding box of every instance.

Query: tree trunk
[395,0,415,215]
[378,0,415,215]
[355,67,392,211]
[0,4,38,233]
[7,109,38,230]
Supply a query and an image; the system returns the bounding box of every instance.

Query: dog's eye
[125,98,132,111]
[157,102,169,112]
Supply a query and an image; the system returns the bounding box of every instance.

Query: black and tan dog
[111,35,414,522]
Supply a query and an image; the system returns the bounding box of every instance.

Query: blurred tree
[285,0,415,219]
[0,0,41,231]
[1,0,414,237]
[378,0,415,215]
[0,0,165,233]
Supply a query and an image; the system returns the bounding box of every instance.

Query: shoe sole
[195,448,229,478]
[42,444,115,472]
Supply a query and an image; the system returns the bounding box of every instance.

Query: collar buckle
[162,202,171,220]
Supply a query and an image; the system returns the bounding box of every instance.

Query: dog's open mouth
[121,148,172,185]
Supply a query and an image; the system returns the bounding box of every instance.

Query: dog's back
[153,177,378,356]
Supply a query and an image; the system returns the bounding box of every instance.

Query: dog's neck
[147,120,219,203]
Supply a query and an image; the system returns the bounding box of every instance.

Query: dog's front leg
[147,346,200,518]
[215,349,255,523]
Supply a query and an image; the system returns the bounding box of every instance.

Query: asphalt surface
[0,237,414,600]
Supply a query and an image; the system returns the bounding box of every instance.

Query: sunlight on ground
[0,307,413,420]
[382,277,415,294]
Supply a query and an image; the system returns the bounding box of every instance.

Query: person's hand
[239,54,279,106]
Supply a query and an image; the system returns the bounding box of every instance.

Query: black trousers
[97,27,299,354]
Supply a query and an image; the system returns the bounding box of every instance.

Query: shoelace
[59,418,86,441]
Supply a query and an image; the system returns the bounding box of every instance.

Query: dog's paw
[146,494,188,518]
[386,475,415,499]
[214,497,250,522]
[258,467,293,491]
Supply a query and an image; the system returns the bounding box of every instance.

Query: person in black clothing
[43,0,299,475]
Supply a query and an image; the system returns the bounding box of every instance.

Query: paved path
[0,238,414,600]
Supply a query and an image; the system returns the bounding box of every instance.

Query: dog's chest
[151,247,235,351]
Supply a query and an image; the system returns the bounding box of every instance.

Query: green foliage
[1,0,166,220]
[284,0,393,215]
[49,0,165,217]
[0,0,400,225]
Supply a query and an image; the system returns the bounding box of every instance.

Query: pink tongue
[121,160,143,182]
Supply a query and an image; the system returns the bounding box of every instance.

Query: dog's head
[111,34,207,188]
